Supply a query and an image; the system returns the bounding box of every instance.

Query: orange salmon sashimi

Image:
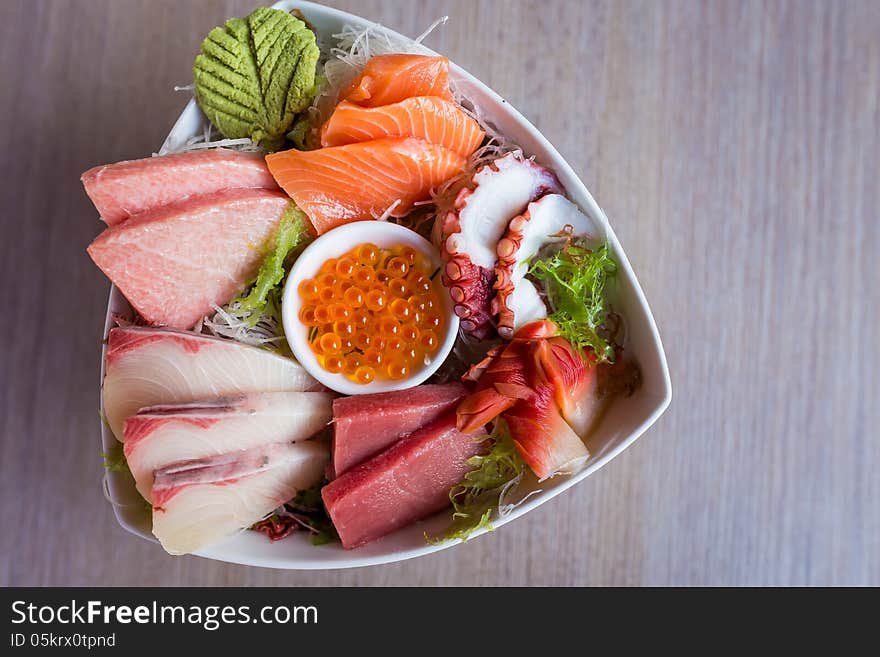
[320,96,485,158]
[342,54,454,107]
[265,137,466,235]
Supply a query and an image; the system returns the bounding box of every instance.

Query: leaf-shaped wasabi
[193,8,320,151]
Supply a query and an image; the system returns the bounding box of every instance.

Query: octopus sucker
[436,151,562,340]
[492,194,597,339]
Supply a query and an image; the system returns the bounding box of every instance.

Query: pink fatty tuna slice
[103,326,321,441]
[330,382,468,478]
[87,188,293,330]
[81,149,279,226]
[151,441,328,555]
[124,391,334,503]
[322,412,487,549]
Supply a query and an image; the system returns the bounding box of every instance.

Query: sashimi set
[85,5,642,557]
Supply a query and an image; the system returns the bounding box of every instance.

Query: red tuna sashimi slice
[320,97,484,158]
[87,188,294,329]
[152,441,328,555]
[103,326,321,441]
[124,391,334,502]
[265,138,466,235]
[81,149,279,225]
[322,412,487,549]
[342,54,454,107]
[331,382,468,478]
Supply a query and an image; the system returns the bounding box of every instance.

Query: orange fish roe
[300,242,445,383]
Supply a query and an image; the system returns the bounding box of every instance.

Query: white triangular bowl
[99,0,672,569]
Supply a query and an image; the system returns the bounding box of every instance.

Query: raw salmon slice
[342,54,453,107]
[265,138,466,234]
[331,382,468,478]
[322,412,487,549]
[87,188,291,330]
[81,149,279,225]
[320,97,484,157]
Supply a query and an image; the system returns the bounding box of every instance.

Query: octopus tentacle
[436,152,563,340]
[492,194,598,339]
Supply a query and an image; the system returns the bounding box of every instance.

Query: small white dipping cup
[281,221,459,395]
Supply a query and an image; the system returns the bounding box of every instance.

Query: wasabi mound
[193,8,320,151]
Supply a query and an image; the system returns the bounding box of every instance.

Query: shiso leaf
[235,202,312,315]
[203,202,311,351]
[529,240,618,362]
[193,8,320,151]
[427,421,526,543]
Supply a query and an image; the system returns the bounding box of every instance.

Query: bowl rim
[98,0,672,570]
[280,221,460,395]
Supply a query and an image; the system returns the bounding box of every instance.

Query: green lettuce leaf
[528,240,617,362]
[193,8,320,151]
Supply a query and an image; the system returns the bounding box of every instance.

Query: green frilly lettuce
[529,240,617,362]
[427,423,527,543]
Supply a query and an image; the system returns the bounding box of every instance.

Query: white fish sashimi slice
[123,391,334,503]
[151,442,328,555]
[103,326,321,441]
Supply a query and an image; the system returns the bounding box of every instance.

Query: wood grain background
[0,0,876,586]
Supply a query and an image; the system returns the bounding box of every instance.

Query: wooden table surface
[1,0,877,587]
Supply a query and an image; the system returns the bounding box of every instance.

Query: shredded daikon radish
[161,122,261,155]
[203,303,285,348]
[171,137,259,152]
[497,474,543,518]
[373,198,402,221]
